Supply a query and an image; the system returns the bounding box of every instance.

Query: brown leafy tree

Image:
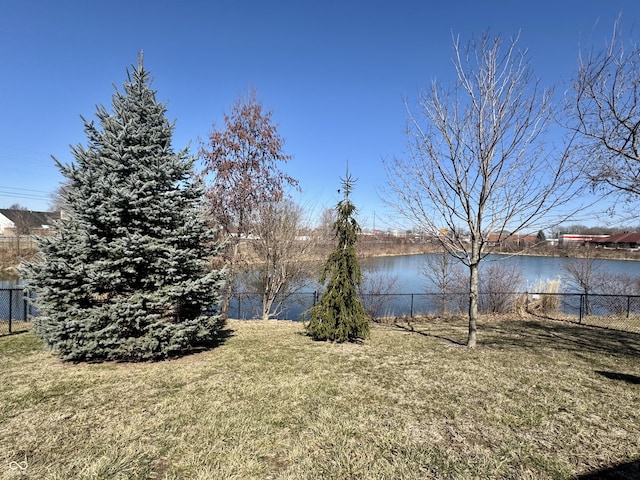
[199,88,299,316]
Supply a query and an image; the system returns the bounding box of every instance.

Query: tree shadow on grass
[595,370,640,384]
[391,321,467,346]
[575,458,640,479]
[389,315,640,358]
[186,326,235,354]
[479,318,640,358]
[121,327,236,364]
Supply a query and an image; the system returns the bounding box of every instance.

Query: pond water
[360,253,640,293]
[5,253,640,320]
[0,272,22,289]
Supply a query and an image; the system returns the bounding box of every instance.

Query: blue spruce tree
[24,55,226,361]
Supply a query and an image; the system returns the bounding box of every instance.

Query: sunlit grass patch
[1,318,639,479]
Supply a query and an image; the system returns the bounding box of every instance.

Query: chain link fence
[229,290,640,335]
[3,288,640,337]
[0,288,32,335]
[526,292,640,334]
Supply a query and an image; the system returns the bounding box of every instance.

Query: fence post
[8,289,13,334]
[23,291,28,321]
[579,294,584,325]
[627,295,631,319]
[410,294,414,318]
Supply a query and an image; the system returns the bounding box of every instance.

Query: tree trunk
[467,262,478,347]
[220,239,241,320]
[467,245,480,347]
[261,289,273,321]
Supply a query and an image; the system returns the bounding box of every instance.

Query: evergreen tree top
[340,163,357,200]
[338,162,358,201]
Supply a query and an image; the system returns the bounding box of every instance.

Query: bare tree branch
[569,16,640,203]
[243,200,316,321]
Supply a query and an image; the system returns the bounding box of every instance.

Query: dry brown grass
[1,318,639,479]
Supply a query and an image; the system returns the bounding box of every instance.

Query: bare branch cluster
[570,17,640,202]
[243,200,316,321]
[385,32,581,346]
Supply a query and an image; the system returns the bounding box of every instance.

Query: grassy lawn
[1,318,639,479]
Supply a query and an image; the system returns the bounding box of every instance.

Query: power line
[0,185,52,195]
[0,191,50,201]
[0,186,52,204]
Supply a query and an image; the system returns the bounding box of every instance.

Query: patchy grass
[0,320,31,337]
[1,318,639,479]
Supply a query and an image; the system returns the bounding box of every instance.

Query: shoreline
[3,244,640,280]
[357,246,640,262]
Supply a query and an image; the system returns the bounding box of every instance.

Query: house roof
[0,209,61,230]
[592,232,640,244]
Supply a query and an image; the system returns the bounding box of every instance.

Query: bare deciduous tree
[479,262,524,314]
[562,247,606,316]
[421,251,465,315]
[243,200,315,321]
[570,17,640,205]
[385,32,579,346]
[318,207,337,239]
[358,267,400,320]
[8,203,31,255]
[199,88,299,316]
[48,182,69,214]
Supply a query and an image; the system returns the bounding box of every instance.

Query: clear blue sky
[1,0,639,230]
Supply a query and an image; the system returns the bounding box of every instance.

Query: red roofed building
[591,232,640,250]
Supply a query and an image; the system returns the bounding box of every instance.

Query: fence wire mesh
[0,288,31,335]
[3,288,640,337]
[230,290,640,335]
[528,292,640,334]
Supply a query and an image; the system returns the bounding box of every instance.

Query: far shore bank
[355,241,640,262]
[3,241,640,278]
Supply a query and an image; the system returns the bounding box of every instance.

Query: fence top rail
[527,292,640,298]
[6,288,640,299]
[232,290,640,298]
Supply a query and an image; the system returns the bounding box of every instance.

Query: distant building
[591,232,640,250]
[486,232,538,248]
[0,209,61,236]
[558,234,609,246]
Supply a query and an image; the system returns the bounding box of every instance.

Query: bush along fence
[3,288,640,336]
[229,290,640,335]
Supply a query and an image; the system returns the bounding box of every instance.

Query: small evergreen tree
[23,54,226,361]
[536,230,547,243]
[304,171,369,342]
